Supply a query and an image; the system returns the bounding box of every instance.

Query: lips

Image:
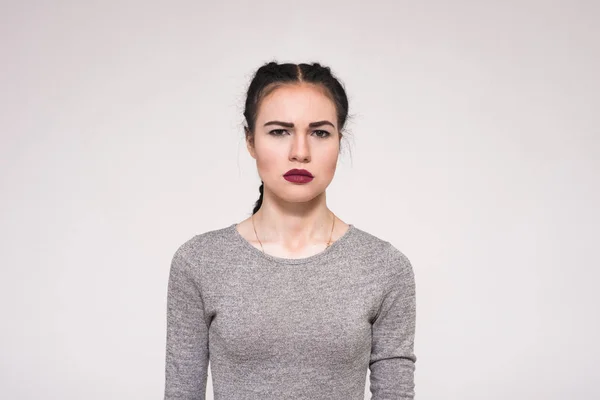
[284,169,313,177]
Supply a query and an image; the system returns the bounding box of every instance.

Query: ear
[245,128,257,159]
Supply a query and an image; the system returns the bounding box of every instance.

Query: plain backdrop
[1,0,598,399]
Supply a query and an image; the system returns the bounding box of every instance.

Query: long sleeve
[164,251,210,400]
[369,245,417,399]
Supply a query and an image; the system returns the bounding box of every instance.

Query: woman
[164,62,417,399]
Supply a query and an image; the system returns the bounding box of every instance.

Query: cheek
[255,146,282,175]
[319,146,340,172]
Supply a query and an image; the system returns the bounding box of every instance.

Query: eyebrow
[263,120,335,129]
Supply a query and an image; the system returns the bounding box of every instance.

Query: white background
[1,0,598,399]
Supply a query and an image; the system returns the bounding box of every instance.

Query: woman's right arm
[164,251,209,399]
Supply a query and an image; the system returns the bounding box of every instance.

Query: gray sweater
[164,223,417,399]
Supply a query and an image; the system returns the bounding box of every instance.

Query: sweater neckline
[228,222,355,265]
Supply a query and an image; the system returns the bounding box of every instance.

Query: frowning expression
[247,83,341,203]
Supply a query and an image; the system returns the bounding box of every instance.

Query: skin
[236,82,351,259]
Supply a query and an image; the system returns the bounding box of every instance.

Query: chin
[275,187,323,203]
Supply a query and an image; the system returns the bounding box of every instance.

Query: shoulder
[350,225,413,276]
[171,224,233,264]
[385,242,414,278]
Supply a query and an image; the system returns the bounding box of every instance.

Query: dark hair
[243,61,351,215]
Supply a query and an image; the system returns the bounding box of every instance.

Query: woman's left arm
[369,244,417,399]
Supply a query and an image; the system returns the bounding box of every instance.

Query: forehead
[257,83,337,125]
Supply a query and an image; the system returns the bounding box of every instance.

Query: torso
[235,215,351,259]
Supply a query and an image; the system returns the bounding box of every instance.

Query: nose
[289,133,311,163]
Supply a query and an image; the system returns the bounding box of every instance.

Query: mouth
[284,168,314,178]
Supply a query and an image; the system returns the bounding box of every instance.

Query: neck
[252,195,335,248]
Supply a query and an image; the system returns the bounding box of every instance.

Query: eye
[313,130,331,138]
[269,129,288,136]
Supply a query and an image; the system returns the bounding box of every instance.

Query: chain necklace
[251,212,336,257]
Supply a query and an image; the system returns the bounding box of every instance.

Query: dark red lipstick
[283,168,314,183]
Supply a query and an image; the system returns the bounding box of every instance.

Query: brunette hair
[243,61,351,214]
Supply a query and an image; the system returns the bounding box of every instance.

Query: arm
[369,244,417,399]
[164,251,209,399]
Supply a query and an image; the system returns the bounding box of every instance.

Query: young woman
[164,62,417,399]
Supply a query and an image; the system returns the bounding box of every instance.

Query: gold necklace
[251,212,336,256]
